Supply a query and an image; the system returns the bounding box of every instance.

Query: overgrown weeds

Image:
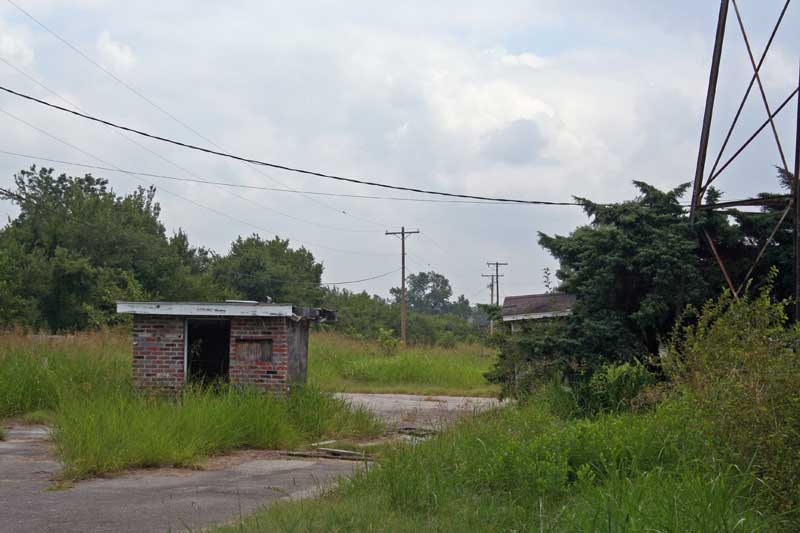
[0,330,129,418]
[54,384,382,479]
[665,280,800,512]
[222,397,778,532]
[221,287,800,531]
[0,331,383,479]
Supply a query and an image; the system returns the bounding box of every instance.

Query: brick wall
[229,316,291,394]
[132,315,185,392]
[131,315,303,395]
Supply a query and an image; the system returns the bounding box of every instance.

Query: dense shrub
[665,281,800,511]
[376,327,400,356]
[575,360,655,414]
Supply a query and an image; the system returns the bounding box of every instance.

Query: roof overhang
[116,301,294,317]
[502,310,571,322]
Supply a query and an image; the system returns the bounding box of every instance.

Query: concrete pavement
[0,425,356,532]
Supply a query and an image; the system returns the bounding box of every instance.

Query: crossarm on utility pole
[486,262,509,306]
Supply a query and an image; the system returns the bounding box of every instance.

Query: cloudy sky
[0,1,797,304]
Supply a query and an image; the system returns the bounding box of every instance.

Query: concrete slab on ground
[0,425,356,533]
[337,392,502,430]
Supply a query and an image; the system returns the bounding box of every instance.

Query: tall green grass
[0,332,383,479]
[54,385,382,479]
[309,332,498,396]
[0,331,129,417]
[222,397,781,532]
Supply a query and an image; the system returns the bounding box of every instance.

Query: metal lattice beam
[688,0,799,312]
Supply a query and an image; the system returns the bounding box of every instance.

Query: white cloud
[482,119,546,166]
[500,51,550,69]
[96,30,134,72]
[0,18,34,66]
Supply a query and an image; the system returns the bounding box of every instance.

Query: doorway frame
[183,317,232,383]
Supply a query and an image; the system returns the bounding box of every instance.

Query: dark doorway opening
[186,319,231,383]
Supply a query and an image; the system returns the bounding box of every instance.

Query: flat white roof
[116,301,294,317]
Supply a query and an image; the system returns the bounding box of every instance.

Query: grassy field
[0,331,382,479]
[308,331,498,397]
[0,329,492,478]
[220,393,782,532]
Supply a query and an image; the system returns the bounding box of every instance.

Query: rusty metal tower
[689,0,800,315]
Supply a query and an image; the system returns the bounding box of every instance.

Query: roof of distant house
[501,293,576,322]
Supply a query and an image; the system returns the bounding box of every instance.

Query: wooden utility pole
[482,273,499,334]
[486,261,508,306]
[482,273,495,305]
[386,226,419,343]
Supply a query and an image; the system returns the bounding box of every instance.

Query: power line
[0,50,460,282]
[0,107,394,257]
[0,56,378,234]
[0,84,586,207]
[0,149,549,206]
[4,0,390,227]
[220,266,402,287]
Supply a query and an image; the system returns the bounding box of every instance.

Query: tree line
[488,170,798,396]
[0,166,480,343]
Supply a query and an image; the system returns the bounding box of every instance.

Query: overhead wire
[0,7,588,303]
[0,1,604,301]
[5,0,389,227]
[0,143,517,295]
[0,64,459,287]
[0,149,549,206]
[0,56,378,234]
[0,107,394,257]
[0,84,587,207]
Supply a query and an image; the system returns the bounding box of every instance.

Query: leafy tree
[488,182,713,395]
[488,174,798,397]
[390,270,470,315]
[212,234,324,305]
[0,166,228,329]
[321,287,398,338]
[701,168,796,301]
[540,182,710,358]
[321,286,482,345]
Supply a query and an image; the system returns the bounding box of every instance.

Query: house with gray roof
[501,293,576,332]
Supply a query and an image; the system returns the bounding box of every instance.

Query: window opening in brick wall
[186,319,231,383]
[238,339,273,363]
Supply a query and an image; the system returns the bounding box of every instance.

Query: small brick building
[116,301,334,394]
